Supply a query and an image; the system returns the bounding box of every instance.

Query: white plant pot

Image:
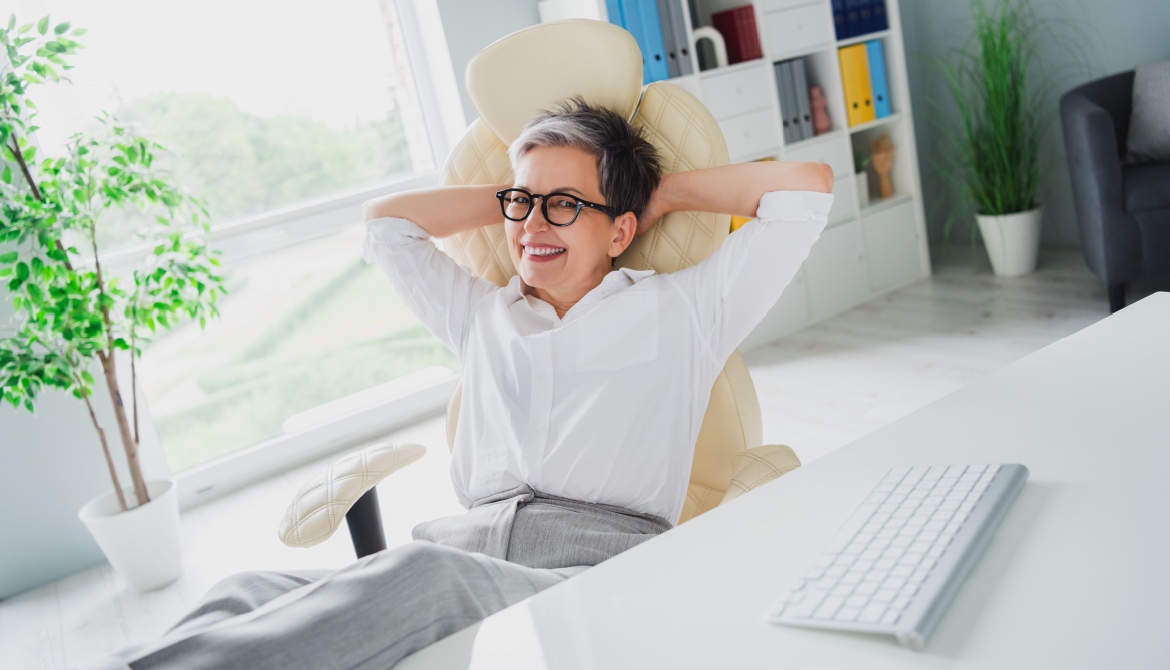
[975,207,1043,278]
[78,478,184,591]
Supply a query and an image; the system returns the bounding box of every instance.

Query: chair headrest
[466,19,644,145]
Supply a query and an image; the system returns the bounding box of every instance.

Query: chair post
[345,488,388,558]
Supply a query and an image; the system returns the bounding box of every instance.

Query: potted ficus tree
[0,15,226,590]
[934,0,1047,277]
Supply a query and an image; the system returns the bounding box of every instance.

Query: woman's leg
[89,541,583,670]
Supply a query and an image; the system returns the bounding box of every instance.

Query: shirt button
[534,424,543,432]
[537,375,546,383]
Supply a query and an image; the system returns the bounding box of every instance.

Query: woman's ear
[608,212,638,258]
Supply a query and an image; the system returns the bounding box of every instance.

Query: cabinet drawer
[764,4,833,57]
[719,109,781,162]
[861,200,924,289]
[700,64,773,120]
[805,220,868,320]
[784,136,853,184]
[829,174,857,225]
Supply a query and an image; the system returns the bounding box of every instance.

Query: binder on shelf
[839,43,875,126]
[774,61,795,144]
[872,0,889,32]
[866,39,891,118]
[658,0,680,77]
[843,0,862,39]
[858,0,874,35]
[659,0,692,76]
[793,57,814,141]
[831,0,847,41]
[628,0,671,83]
[711,5,762,65]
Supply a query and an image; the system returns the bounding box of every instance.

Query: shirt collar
[505,267,657,321]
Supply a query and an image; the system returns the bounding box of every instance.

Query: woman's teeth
[526,247,565,256]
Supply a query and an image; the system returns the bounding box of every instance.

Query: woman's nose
[523,200,551,232]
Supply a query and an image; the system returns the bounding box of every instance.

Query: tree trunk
[100,351,150,507]
[79,381,128,513]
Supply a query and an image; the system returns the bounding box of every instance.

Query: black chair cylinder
[345,488,388,558]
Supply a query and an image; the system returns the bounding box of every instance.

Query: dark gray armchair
[1060,70,1170,313]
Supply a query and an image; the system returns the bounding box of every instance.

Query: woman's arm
[638,161,833,234]
[363,183,509,238]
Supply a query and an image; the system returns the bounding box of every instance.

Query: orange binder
[839,44,875,127]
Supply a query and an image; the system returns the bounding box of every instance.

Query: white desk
[400,292,1170,669]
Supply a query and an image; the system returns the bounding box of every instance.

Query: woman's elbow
[812,162,834,193]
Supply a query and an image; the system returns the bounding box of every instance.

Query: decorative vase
[975,207,1043,277]
[78,478,184,591]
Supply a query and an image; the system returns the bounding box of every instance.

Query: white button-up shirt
[363,190,833,524]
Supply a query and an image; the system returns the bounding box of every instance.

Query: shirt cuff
[756,190,835,222]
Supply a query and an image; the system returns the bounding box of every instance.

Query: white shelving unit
[652,0,931,349]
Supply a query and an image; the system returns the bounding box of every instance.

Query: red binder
[711,5,762,65]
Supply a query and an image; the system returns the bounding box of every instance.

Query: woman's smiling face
[505,145,632,302]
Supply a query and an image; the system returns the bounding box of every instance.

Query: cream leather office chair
[278,19,801,557]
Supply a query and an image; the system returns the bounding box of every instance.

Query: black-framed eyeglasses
[495,188,622,227]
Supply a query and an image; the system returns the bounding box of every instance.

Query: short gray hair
[508,97,662,220]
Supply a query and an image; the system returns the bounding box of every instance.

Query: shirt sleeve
[362,216,500,360]
[665,190,833,367]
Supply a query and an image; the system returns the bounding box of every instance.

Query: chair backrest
[440,19,762,524]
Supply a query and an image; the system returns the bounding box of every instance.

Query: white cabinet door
[741,269,810,350]
[860,200,924,290]
[805,221,869,321]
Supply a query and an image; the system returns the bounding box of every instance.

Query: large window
[30,0,460,474]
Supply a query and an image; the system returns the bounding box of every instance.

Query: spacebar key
[821,504,880,554]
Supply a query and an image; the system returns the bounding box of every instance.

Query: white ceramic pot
[78,478,184,591]
[975,207,1043,278]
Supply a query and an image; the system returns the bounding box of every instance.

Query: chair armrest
[1060,88,1141,284]
[719,444,801,506]
[278,441,426,548]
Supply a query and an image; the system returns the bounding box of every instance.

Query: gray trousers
[86,485,671,670]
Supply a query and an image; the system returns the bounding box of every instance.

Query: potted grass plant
[934,0,1046,277]
[0,15,226,590]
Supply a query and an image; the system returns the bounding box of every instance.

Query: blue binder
[621,0,670,84]
[605,0,623,26]
[866,39,892,118]
[843,0,862,38]
[857,0,874,34]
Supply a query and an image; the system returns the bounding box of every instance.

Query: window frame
[91,0,471,511]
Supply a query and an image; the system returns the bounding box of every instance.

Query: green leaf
[1,165,10,184]
[54,22,70,35]
[36,16,48,35]
[0,251,16,263]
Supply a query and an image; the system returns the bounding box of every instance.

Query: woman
[88,99,832,670]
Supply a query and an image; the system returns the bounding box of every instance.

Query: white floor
[0,247,1128,669]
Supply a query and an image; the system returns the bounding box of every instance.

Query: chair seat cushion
[1124,161,1170,212]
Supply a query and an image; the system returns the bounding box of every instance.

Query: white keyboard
[766,464,1028,650]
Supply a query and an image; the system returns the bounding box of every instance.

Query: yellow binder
[839,44,875,127]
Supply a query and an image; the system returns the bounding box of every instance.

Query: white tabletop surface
[399,292,1170,669]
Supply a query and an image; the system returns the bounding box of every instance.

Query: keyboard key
[845,595,869,609]
[841,572,865,585]
[891,596,911,611]
[825,566,847,578]
[859,604,887,623]
[813,577,838,590]
[831,583,855,597]
[881,611,901,625]
[814,597,845,620]
[891,565,914,578]
[836,607,861,622]
[791,589,829,618]
[872,588,898,604]
[874,558,897,570]
[855,582,879,596]
[881,576,906,592]
[810,553,835,568]
[863,570,887,584]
